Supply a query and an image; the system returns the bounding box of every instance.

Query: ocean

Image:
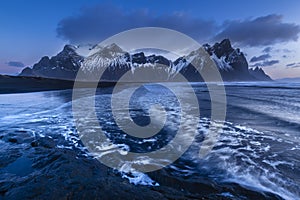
[0,82,299,199]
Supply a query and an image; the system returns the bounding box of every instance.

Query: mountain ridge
[19,39,272,82]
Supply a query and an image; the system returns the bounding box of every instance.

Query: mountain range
[19,39,272,82]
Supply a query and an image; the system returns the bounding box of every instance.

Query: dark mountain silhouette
[19,39,272,82]
[20,45,84,80]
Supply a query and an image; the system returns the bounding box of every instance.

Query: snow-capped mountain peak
[19,39,272,81]
[82,43,130,73]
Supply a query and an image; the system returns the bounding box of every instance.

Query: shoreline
[0,75,276,94]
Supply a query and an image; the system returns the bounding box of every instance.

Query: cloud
[282,49,293,53]
[286,62,300,68]
[262,47,272,53]
[250,54,271,62]
[286,63,296,67]
[56,4,217,44]
[56,5,300,48]
[214,14,300,47]
[6,61,25,68]
[252,60,279,67]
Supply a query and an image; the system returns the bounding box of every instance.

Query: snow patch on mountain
[211,53,232,71]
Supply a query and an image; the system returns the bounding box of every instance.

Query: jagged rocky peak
[90,43,126,58]
[132,52,146,64]
[104,43,124,52]
[19,66,34,76]
[187,47,208,58]
[38,56,51,67]
[249,67,272,81]
[174,47,205,62]
[174,47,212,71]
[81,43,130,74]
[53,44,80,60]
[203,39,248,73]
[146,54,171,66]
[19,39,272,81]
[212,39,234,58]
[204,39,238,58]
[63,44,77,52]
[19,44,84,80]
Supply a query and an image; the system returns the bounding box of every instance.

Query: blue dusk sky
[1,0,300,79]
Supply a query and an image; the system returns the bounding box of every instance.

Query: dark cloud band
[56,5,300,48]
[6,61,25,68]
[56,4,217,44]
[252,60,279,67]
[214,14,300,47]
[250,54,271,62]
[286,62,300,68]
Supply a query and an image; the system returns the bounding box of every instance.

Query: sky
[1,0,300,79]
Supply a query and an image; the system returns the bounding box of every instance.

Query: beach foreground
[0,82,299,200]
